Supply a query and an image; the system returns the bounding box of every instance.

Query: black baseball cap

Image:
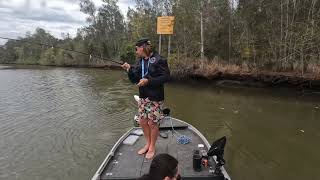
[136,38,151,46]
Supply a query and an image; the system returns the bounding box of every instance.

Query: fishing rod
[0,36,123,65]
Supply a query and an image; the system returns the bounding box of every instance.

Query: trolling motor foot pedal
[207,136,227,177]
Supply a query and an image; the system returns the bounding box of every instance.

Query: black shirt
[127,52,170,101]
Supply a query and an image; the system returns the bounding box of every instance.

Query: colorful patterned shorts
[137,98,164,124]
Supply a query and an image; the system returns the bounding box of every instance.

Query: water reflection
[0,67,319,180]
[165,82,320,180]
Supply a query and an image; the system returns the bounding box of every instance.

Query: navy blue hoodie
[127,52,170,101]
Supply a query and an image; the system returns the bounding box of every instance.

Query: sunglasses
[135,44,146,51]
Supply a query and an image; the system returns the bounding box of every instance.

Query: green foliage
[39,48,56,65]
[1,0,320,74]
[120,44,136,64]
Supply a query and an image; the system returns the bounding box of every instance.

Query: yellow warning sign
[157,16,175,34]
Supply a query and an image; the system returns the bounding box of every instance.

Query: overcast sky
[0,0,135,45]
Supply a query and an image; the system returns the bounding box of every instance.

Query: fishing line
[0,36,123,65]
[168,116,191,144]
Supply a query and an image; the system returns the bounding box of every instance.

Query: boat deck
[99,119,225,180]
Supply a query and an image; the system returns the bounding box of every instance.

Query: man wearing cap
[121,38,170,159]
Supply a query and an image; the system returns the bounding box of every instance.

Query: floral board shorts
[137,98,164,124]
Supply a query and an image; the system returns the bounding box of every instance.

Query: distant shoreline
[2,63,320,92]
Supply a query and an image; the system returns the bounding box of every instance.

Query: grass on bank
[168,56,320,80]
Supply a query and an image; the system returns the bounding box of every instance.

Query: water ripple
[0,68,135,180]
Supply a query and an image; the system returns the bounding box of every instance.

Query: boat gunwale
[91,127,139,180]
[91,118,231,180]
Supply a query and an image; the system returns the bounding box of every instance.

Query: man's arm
[128,61,141,84]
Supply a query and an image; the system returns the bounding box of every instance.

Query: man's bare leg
[138,118,151,155]
[146,121,159,159]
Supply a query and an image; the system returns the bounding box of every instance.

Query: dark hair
[138,154,178,180]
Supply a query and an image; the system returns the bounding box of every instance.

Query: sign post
[159,35,162,54]
[157,16,174,56]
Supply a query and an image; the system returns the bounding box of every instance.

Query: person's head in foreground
[138,153,181,180]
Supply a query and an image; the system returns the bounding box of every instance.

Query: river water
[0,66,319,180]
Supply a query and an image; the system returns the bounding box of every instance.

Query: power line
[0,36,123,65]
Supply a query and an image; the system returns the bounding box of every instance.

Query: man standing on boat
[121,38,170,159]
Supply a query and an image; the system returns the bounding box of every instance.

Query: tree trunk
[301,46,304,76]
[229,0,232,64]
[200,0,204,60]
